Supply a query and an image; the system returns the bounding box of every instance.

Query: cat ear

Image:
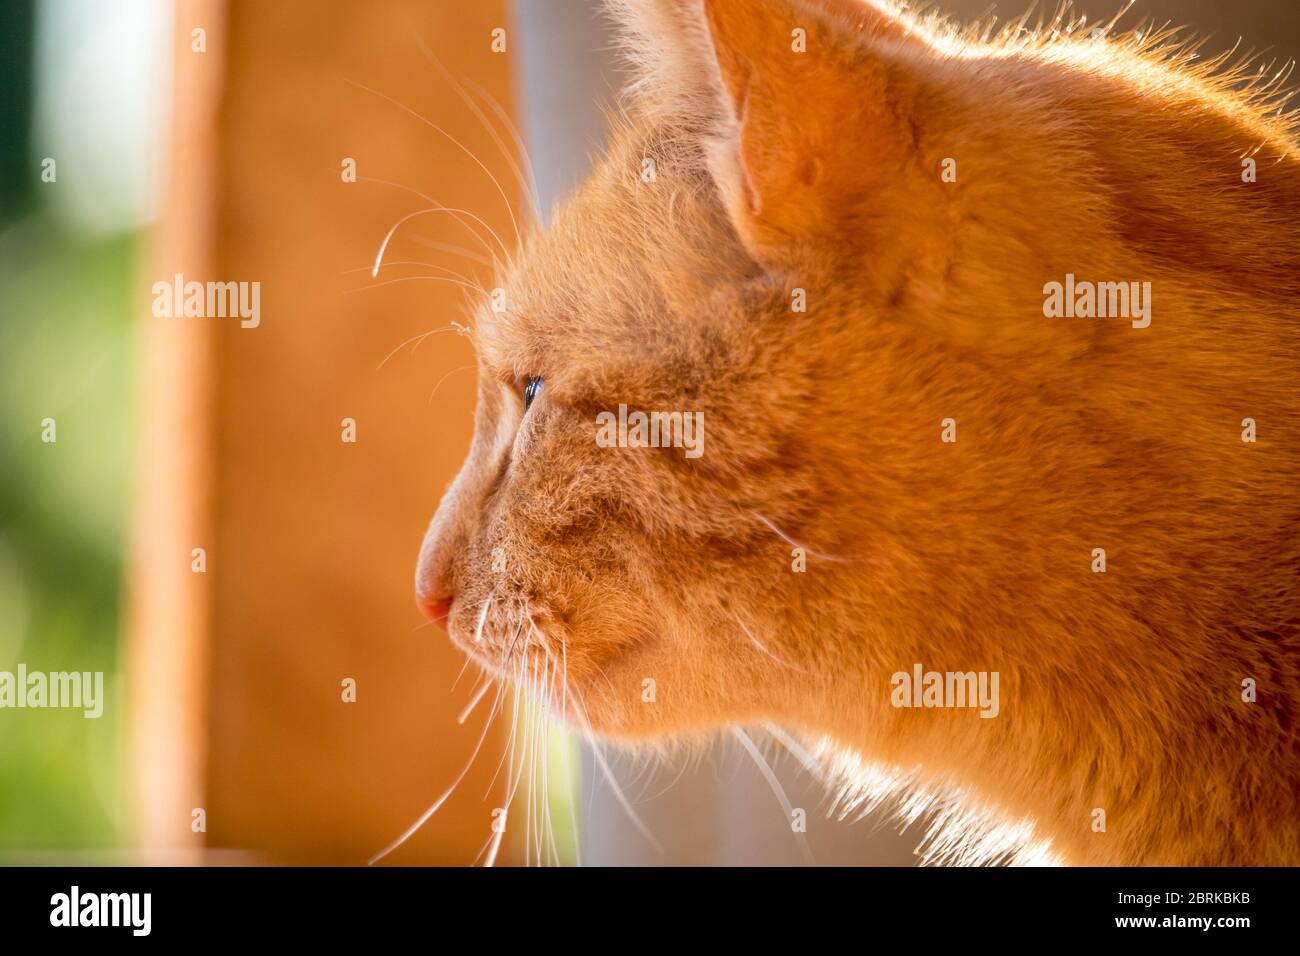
[698,0,927,271]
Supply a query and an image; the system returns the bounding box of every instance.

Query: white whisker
[409,235,496,269]
[427,364,477,405]
[733,726,815,865]
[482,823,506,868]
[567,688,663,854]
[408,38,541,219]
[458,678,493,725]
[358,176,504,267]
[368,203,508,278]
[346,80,523,253]
[526,613,663,858]
[753,512,859,563]
[734,615,805,672]
[474,593,494,644]
[346,274,492,300]
[376,324,464,373]
[762,722,824,778]
[448,654,474,692]
[369,681,504,865]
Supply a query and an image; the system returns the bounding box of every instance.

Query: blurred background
[1,0,1297,865]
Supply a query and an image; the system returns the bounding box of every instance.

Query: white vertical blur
[32,0,172,234]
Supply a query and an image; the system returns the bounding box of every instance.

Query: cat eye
[523,376,543,412]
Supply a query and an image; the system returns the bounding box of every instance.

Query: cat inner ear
[699,0,928,272]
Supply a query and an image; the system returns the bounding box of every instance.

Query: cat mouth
[447,596,570,676]
[445,596,620,731]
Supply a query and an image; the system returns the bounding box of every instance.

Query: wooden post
[124,0,224,862]
[127,0,521,864]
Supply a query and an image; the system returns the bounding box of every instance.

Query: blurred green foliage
[0,215,135,849]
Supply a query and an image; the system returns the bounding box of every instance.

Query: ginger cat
[415,0,1300,865]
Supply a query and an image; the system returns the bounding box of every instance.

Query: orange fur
[417,0,1300,865]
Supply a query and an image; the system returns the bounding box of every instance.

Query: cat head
[414,0,1298,741]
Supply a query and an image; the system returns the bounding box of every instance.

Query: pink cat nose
[417,593,453,627]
